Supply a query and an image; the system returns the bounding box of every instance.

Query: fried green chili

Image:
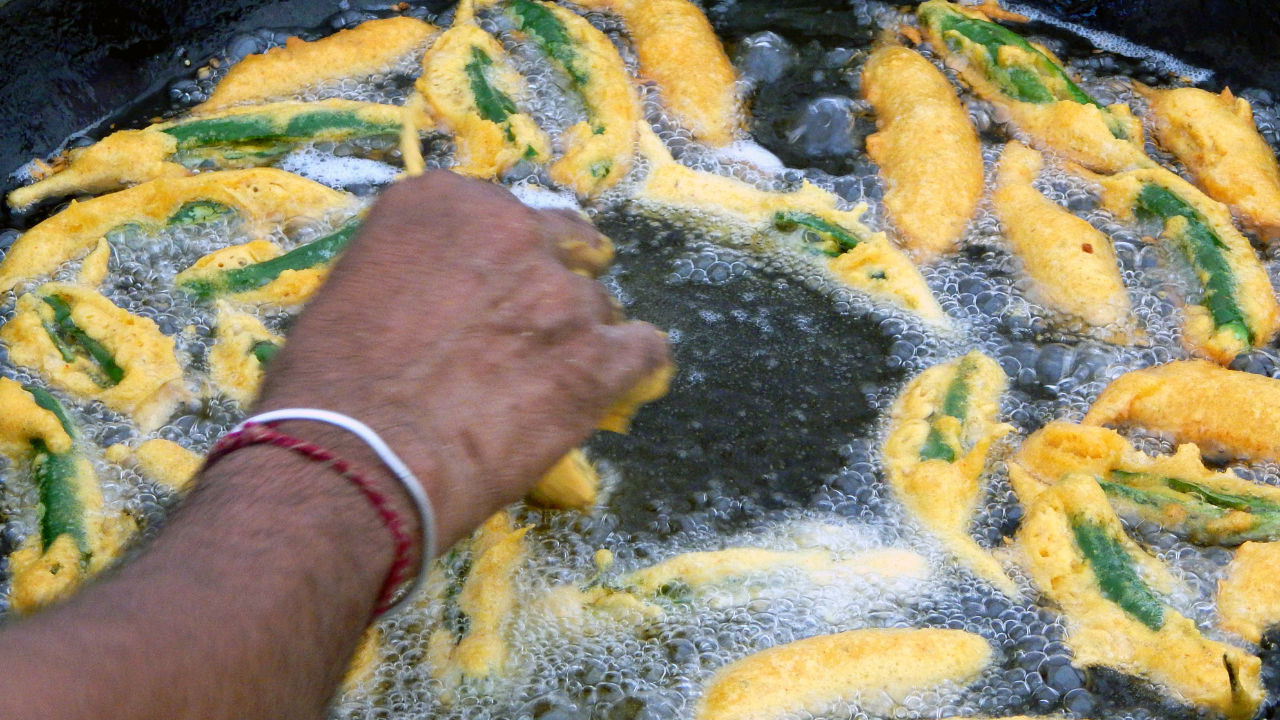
[1135,183,1251,345]
[918,355,975,463]
[23,386,89,558]
[1100,470,1280,545]
[509,0,589,87]
[772,211,862,257]
[465,46,519,125]
[40,294,125,387]
[161,109,400,150]
[1071,516,1164,630]
[179,219,361,301]
[250,340,281,365]
[918,1,1129,139]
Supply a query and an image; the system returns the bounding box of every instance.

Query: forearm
[0,437,414,720]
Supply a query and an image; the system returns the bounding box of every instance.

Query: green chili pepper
[918,1,1130,139]
[168,200,235,226]
[465,46,519,124]
[772,212,862,258]
[179,219,361,301]
[1071,516,1164,630]
[918,356,975,463]
[1135,183,1251,345]
[40,295,125,387]
[161,109,400,150]
[250,340,281,366]
[509,0,589,88]
[1100,470,1280,545]
[22,386,89,558]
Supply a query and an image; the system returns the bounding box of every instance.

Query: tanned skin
[0,171,670,720]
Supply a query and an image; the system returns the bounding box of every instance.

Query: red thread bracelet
[206,422,415,617]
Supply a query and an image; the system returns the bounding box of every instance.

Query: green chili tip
[179,219,362,301]
[771,211,861,257]
[250,340,281,365]
[465,46,519,124]
[1071,517,1164,630]
[1135,184,1251,343]
[916,357,972,463]
[40,295,125,387]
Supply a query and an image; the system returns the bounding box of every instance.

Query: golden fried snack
[209,301,283,405]
[0,380,133,612]
[862,45,983,261]
[993,142,1131,337]
[621,547,929,595]
[2,283,190,432]
[528,449,600,508]
[571,0,740,145]
[0,168,353,294]
[427,512,529,686]
[1084,360,1280,462]
[416,23,551,178]
[1010,421,1280,545]
[635,126,946,324]
[1142,86,1280,241]
[507,0,639,196]
[196,17,438,112]
[918,0,1151,174]
[135,439,203,492]
[695,628,992,720]
[1018,473,1262,718]
[7,100,426,211]
[882,351,1017,595]
[1217,541,1280,643]
[1078,165,1279,363]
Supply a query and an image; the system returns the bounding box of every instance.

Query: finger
[584,320,673,412]
[493,263,622,338]
[538,208,615,278]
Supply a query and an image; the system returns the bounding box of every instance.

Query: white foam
[1006,3,1214,83]
[510,183,583,213]
[275,147,399,188]
[714,139,786,174]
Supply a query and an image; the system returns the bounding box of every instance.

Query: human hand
[254,171,670,551]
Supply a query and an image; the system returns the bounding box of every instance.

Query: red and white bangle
[206,408,437,618]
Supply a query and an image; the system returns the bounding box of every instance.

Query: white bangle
[233,408,437,617]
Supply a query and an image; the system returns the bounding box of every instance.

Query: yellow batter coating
[174,240,330,307]
[862,46,984,261]
[0,381,133,613]
[416,23,551,179]
[598,358,673,433]
[528,449,599,509]
[695,628,992,720]
[622,547,929,595]
[882,351,1017,594]
[1010,421,1260,504]
[1084,360,1280,463]
[208,301,283,405]
[993,142,1131,337]
[520,0,639,197]
[7,100,423,211]
[1018,473,1262,718]
[0,168,352,294]
[76,239,112,289]
[1,283,189,432]
[134,439,203,492]
[571,0,740,145]
[1082,165,1280,363]
[0,378,72,459]
[1217,541,1280,643]
[635,127,945,324]
[1142,86,1280,241]
[7,132,185,212]
[919,1,1150,174]
[196,17,439,112]
[429,512,529,684]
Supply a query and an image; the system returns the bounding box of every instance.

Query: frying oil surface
[2,1,1280,719]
